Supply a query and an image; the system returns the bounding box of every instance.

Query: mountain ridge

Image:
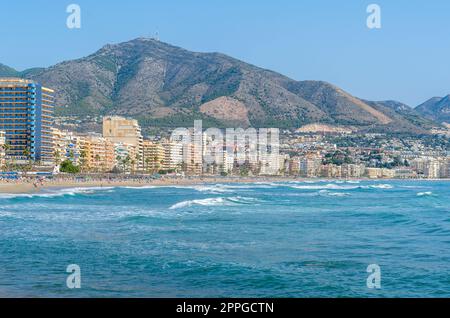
[416,95,450,124]
[0,38,444,134]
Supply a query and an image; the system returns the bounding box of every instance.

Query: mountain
[0,63,45,79]
[364,100,438,132]
[0,38,441,133]
[0,63,19,77]
[416,96,450,124]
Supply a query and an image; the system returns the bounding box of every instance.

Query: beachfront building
[162,141,183,172]
[278,154,289,175]
[186,142,203,175]
[222,147,235,174]
[381,168,396,179]
[410,157,443,179]
[52,128,68,165]
[442,158,450,178]
[424,159,440,179]
[183,129,203,175]
[142,140,165,173]
[299,156,322,178]
[202,132,224,175]
[321,164,342,178]
[103,116,143,169]
[52,128,86,165]
[395,168,416,179]
[0,78,55,165]
[65,133,85,165]
[341,163,365,178]
[114,142,138,172]
[366,167,383,179]
[288,157,301,175]
[82,136,116,172]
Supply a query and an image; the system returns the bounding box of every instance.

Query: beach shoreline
[0,176,448,194]
[0,176,300,194]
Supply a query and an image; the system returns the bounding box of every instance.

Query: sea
[0,180,449,297]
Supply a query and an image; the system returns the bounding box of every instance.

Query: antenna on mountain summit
[153,30,160,41]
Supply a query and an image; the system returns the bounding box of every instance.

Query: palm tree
[115,155,122,171]
[130,159,136,174]
[22,148,32,176]
[95,154,101,172]
[2,142,10,153]
[135,154,142,172]
[145,157,151,173]
[1,143,11,171]
[123,155,131,172]
[54,150,61,166]
[79,150,88,173]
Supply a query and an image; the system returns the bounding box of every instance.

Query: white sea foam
[223,184,274,189]
[192,185,234,193]
[0,187,114,199]
[290,184,360,190]
[174,183,277,194]
[417,191,434,197]
[170,197,228,209]
[0,211,13,217]
[227,196,261,204]
[169,196,260,210]
[120,185,159,190]
[140,184,235,194]
[318,190,351,197]
[370,184,394,189]
[401,185,430,189]
[289,183,394,191]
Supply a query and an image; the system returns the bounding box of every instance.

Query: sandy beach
[0,176,447,194]
[0,176,301,194]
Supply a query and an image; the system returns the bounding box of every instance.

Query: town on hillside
[0,78,449,179]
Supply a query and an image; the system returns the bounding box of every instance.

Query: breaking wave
[169,196,260,210]
[289,183,394,191]
[120,185,159,189]
[318,190,351,197]
[417,192,434,197]
[370,184,394,189]
[0,187,114,200]
[290,184,359,190]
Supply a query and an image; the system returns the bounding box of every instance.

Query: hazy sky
[1,0,449,106]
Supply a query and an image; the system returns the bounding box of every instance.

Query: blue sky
[0,0,449,106]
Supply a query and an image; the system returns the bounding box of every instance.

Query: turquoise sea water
[0,180,449,297]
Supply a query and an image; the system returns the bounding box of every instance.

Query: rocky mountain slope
[0,38,443,133]
[416,96,450,124]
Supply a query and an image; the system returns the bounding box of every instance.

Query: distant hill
[0,63,19,77]
[0,38,443,133]
[0,63,46,79]
[416,96,450,124]
[364,100,439,132]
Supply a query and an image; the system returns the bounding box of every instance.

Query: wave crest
[417,192,434,197]
[0,187,114,199]
[169,196,260,209]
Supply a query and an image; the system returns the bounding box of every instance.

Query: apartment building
[142,140,165,172]
[0,78,54,164]
[103,116,143,168]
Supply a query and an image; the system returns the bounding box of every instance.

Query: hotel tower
[103,116,144,168]
[0,78,55,164]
